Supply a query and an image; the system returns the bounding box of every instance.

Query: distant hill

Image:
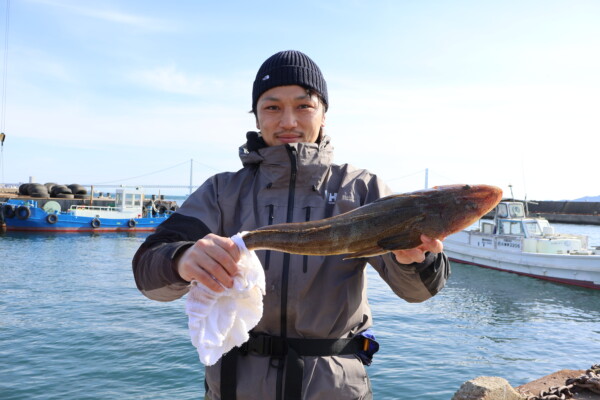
[573,195,600,202]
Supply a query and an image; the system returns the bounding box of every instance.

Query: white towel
[185,233,265,366]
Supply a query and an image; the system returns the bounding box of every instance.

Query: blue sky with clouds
[1,0,599,199]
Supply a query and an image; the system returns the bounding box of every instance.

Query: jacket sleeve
[361,173,451,302]
[369,251,451,303]
[132,213,211,301]
[132,177,223,302]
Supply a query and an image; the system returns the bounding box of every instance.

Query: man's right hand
[176,234,241,292]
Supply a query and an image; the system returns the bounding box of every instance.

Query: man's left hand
[391,234,443,264]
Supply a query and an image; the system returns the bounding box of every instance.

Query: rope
[93,158,221,185]
[385,169,462,187]
[94,159,191,184]
[385,169,426,183]
[427,169,461,185]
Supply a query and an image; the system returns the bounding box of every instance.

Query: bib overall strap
[220,349,239,399]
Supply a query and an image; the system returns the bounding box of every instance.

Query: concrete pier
[527,200,600,225]
[483,199,600,225]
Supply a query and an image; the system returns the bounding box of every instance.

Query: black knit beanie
[252,50,328,113]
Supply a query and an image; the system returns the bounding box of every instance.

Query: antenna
[521,156,528,203]
[189,158,193,196]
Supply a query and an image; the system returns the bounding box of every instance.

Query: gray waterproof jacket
[132,133,450,400]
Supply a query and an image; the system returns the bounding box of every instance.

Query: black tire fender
[16,206,31,220]
[46,214,58,224]
[2,204,16,219]
[91,218,101,228]
[127,219,136,228]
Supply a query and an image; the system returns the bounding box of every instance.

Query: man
[133,50,450,400]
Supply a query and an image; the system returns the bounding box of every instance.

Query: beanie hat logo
[252,50,328,112]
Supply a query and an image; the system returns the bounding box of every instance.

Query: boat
[0,187,176,232]
[443,200,600,290]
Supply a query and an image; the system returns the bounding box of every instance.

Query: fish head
[419,184,503,239]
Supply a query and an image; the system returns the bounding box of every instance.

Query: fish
[241,184,502,259]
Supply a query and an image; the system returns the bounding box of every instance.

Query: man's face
[255,85,326,147]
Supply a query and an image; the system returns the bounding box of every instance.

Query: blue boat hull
[2,200,169,232]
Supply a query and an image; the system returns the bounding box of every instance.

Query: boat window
[481,222,494,234]
[497,203,508,218]
[509,204,524,217]
[500,220,523,235]
[510,222,523,235]
[524,221,541,236]
[124,193,142,207]
[538,220,550,230]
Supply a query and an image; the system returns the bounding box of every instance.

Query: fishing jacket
[132,132,450,400]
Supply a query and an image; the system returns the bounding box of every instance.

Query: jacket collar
[239,131,334,190]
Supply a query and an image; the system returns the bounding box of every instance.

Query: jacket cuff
[168,241,196,283]
[391,251,437,272]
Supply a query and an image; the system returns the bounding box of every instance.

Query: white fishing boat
[443,201,600,290]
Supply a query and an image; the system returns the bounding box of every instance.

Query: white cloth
[185,233,265,366]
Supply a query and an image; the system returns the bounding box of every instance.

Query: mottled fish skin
[242,184,503,259]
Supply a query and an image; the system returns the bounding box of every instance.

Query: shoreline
[453,366,600,400]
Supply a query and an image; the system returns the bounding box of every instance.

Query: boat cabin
[480,202,553,238]
[69,187,146,219]
[114,187,145,211]
[475,201,591,254]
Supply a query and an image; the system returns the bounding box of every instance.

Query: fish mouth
[475,185,504,213]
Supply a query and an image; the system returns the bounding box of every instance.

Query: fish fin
[376,214,425,251]
[377,230,423,251]
[343,246,388,260]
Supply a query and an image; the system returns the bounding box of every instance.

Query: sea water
[1,226,599,400]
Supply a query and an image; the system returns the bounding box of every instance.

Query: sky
[0,0,599,200]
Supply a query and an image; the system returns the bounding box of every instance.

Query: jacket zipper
[276,145,297,400]
[264,204,275,271]
[282,145,297,334]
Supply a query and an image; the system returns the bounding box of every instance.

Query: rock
[516,369,600,400]
[452,376,525,400]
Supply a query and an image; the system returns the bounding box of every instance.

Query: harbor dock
[483,199,600,225]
